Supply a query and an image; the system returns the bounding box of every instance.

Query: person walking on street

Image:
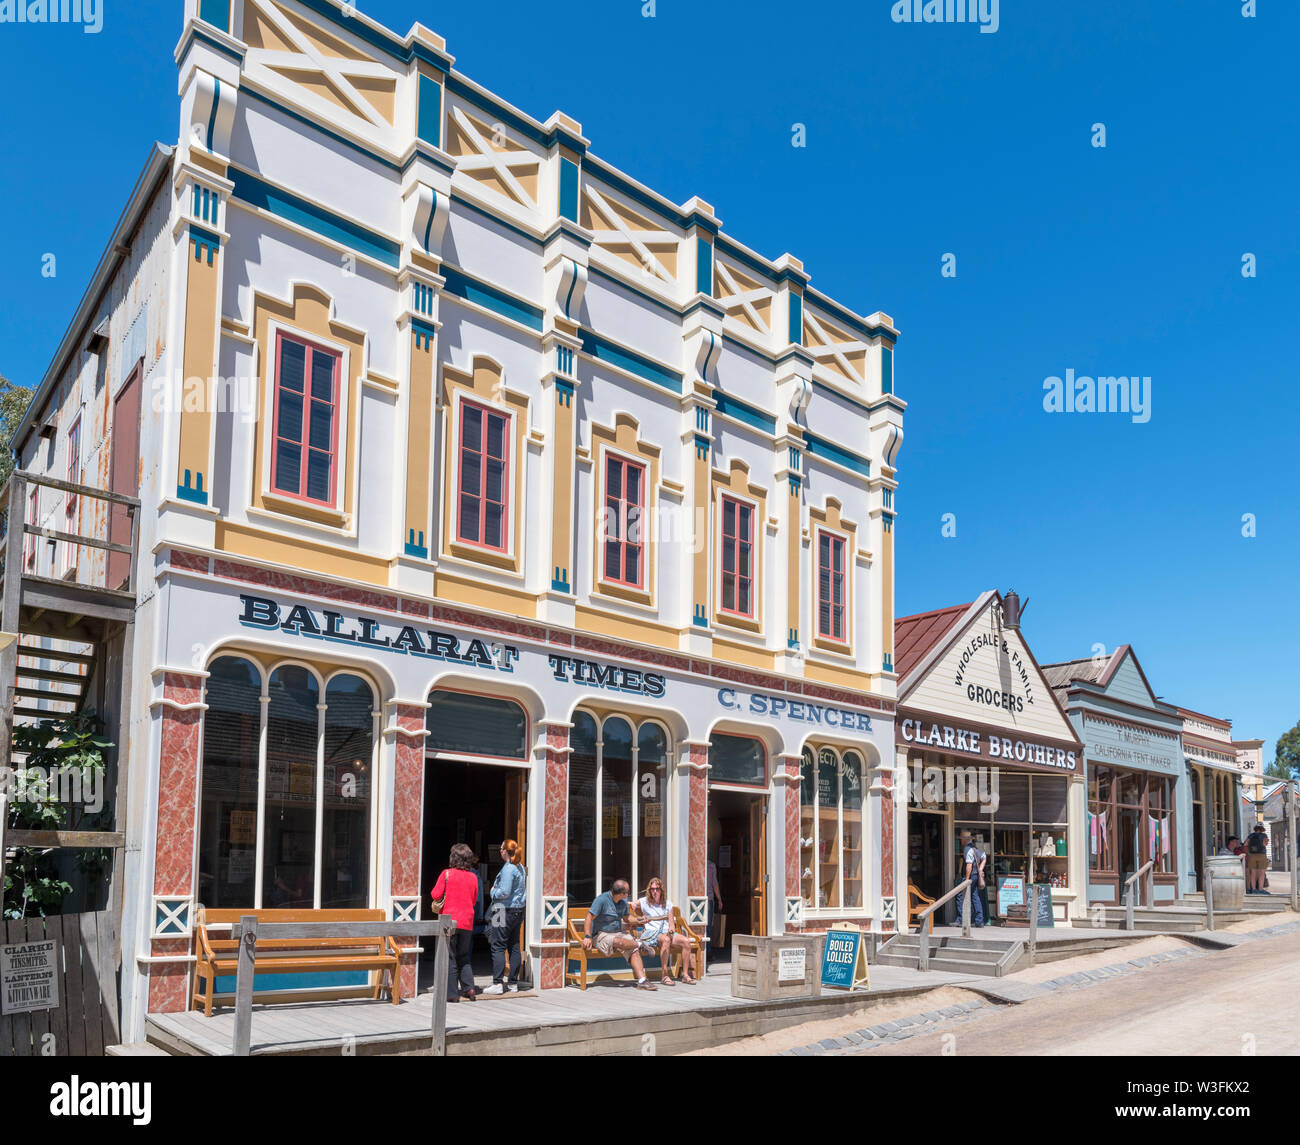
[483,838,527,994]
[431,843,481,1002]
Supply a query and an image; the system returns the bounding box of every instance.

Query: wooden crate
[730,933,825,1001]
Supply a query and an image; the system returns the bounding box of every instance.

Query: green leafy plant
[3,712,113,920]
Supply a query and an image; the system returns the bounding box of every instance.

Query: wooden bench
[907,883,936,933]
[192,906,404,1016]
[564,903,704,989]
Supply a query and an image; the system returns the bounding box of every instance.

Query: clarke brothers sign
[237,594,667,697]
[898,716,1078,773]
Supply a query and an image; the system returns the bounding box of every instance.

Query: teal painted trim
[696,237,713,296]
[552,567,571,594]
[180,26,245,64]
[229,168,400,267]
[205,76,221,152]
[286,0,450,72]
[810,379,874,415]
[713,391,776,434]
[422,191,436,252]
[556,378,575,406]
[190,225,220,266]
[882,513,894,533]
[199,0,230,31]
[881,345,894,395]
[411,318,438,350]
[804,432,870,476]
[789,291,803,346]
[562,259,579,318]
[405,529,427,558]
[418,74,442,147]
[804,287,898,344]
[883,652,894,672]
[714,235,778,286]
[693,605,709,628]
[587,263,679,319]
[694,434,710,459]
[441,266,544,331]
[579,330,682,393]
[445,75,551,148]
[584,155,707,231]
[214,969,369,994]
[788,475,801,494]
[177,470,207,505]
[560,158,579,223]
[242,86,402,174]
[788,628,800,650]
[449,191,543,249]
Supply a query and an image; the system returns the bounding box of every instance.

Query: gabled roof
[894,601,974,681]
[1042,644,1168,713]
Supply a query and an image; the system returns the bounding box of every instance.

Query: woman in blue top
[483,838,526,994]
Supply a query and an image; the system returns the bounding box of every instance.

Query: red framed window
[602,454,645,587]
[720,495,754,617]
[457,400,510,551]
[271,332,340,505]
[817,530,847,641]
[24,488,38,572]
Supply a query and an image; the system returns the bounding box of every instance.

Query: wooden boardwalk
[145,928,1157,1056]
[146,961,985,1057]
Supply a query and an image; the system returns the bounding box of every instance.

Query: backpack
[1247,833,1267,855]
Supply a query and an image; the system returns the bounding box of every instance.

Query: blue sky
[0,1,1295,760]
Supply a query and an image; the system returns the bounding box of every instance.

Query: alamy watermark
[891,0,999,34]
[1042,369,1151,424]
[0,765,105,815]
[0,0,103,34]
[908,762,1001,813]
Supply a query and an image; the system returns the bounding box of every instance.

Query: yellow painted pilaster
[175,168,230,506]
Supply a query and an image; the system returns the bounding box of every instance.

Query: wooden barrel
[1206,855,1245,910]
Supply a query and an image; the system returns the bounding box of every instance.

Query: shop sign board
[777,946,807,983]
[997,875,1025,914]
[1,940,59,1014]
[820,926,869,990]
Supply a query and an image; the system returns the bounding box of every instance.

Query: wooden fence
[0,910,119,1056]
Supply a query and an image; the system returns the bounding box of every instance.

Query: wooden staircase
[1,469,140,898]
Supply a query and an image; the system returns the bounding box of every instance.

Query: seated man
[583,879,657,990]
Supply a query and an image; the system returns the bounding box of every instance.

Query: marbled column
[148,674,204,1014]
[880,770,896,934]
[540,722,570,989]
[688,744,709,898]
[390,703,426,999]
[777,755,802,902]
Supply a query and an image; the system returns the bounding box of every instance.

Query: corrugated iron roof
[895,602,973,680]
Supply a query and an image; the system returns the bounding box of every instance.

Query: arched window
[566,711,672,904]
[800,745,866,914]
[566,712,599,905]
[197,655,379,910]
[426,690,527,759]
[322,674,375,909]
[637,724,669,894]
[264,666,321,908]
[197,657,262,908]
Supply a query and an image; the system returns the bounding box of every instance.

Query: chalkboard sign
[1032,884,1055,928]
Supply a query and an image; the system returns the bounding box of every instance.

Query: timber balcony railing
[0,469,141,777]
[0,469,141,610]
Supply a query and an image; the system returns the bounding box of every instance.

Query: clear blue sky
[0,1,1295,760]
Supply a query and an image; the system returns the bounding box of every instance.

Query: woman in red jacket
[431,843,481,1002]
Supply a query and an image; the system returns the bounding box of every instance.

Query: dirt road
[861,928,1300,1056]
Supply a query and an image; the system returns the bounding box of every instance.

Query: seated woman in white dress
[634,876,699,985]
